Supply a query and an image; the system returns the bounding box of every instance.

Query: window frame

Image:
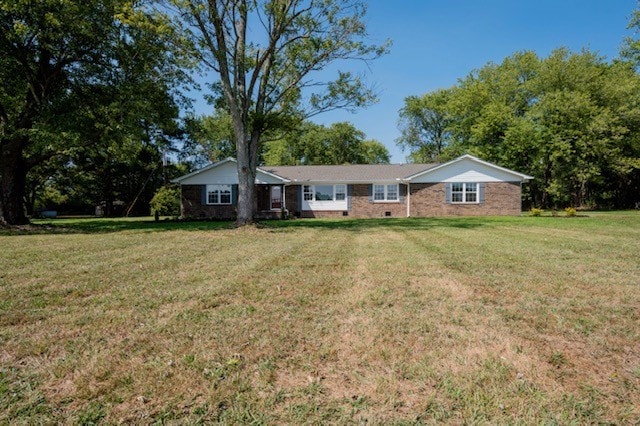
[303,185,313,201]
[372,183,400,203]
[206,184,232,205]
[450,182,479,204]
[314,185,334,201]
[303,184,348,202]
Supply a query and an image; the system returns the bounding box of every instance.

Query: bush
[529,208,543,217]
[564,207,577,217]
[150,186,180,217]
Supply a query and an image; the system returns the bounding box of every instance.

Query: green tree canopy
[398,49,640,208]
[262,121,389,165]
[0,0,190,224]
[396,89,453,162]
[182,110,236,168]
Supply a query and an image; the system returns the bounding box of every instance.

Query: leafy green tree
[621,4,640,69]
[360,139,391,164]
[182,110,236,168]
[400,48,640,208]
[170,0,389,225]
[0,0,188,224]
[0,0,113,224]
[397,89,454,162]
[262,121,389,165]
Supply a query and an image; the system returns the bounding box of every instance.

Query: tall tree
[398,49,640,208]
[170,0,389,225]
[262,121,389,165]
[182,110,236,168]
[621,3,640,69]
[396,89,453,162]
[0,0,187,224]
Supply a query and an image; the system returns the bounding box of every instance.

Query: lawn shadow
[1,218,235,235]
[261,216,494,232]
[1,215,511,236]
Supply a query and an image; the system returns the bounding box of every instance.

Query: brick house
[172,154,533,219]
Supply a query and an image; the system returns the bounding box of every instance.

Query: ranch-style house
[172,154,533,219]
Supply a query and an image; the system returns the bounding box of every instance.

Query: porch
[255,184,286,219]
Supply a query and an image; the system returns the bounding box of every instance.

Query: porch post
[282,184,286,213]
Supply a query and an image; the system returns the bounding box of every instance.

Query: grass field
[1,212,639,424]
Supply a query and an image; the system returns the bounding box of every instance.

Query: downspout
[406,180,411,217]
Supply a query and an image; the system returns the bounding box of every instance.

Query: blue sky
[192,1,637,163]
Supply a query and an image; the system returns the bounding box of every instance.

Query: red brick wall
[182,182,523,219]
[180,185,236,219]
[409,182,522,216]
[288,184,407,218]
[348,184,407,218]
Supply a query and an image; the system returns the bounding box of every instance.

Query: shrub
[529,208,543,217]
[564,207,577,217]
[150,186,180,217]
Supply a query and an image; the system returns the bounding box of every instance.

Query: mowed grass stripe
[397,222,640,421]
[385,226,569,422]
[1,226,364,423]
[1,213,639,423]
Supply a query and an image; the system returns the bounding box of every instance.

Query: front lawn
[1,212,639,423]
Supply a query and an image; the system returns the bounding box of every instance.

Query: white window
[465,183,477,202]
[303,185,348,202]
[206,185,232,205]
[314,185,334,201]
[373,184,400,202]
[374,184,385,201]
[451,183,478,203]
[386,184,398,201]
[303,185,313,201]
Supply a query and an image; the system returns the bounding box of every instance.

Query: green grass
[1,212,639,423]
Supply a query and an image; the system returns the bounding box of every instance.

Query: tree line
[397,19,640,209]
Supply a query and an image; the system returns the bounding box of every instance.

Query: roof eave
[405,154,533,182]
[255,167,290,183]
[171,157,236,183]
[172,158,290,184]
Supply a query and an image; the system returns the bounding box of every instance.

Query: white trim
[296,179,401,185]
[282,185,287,213]
[257,166,291,183]
[405,154,533,182]
[206,184,233,205]
[373,184,400,203]
[451,182,479,204]
[301,184,348,211]
[406,182,411,217]
[171,158,290,184]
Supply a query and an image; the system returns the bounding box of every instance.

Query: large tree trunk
[235,131,258,226]
[1,138,29,225]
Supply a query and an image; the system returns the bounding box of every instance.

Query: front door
[270,186,282,210]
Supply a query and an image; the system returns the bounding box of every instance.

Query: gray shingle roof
[260,163,438,182]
